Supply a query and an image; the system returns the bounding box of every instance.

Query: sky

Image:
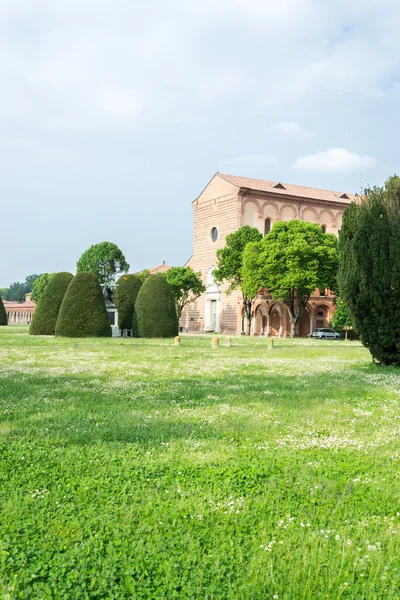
[1,0,400,287]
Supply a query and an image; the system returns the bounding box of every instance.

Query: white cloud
[273,121,317,138]
[219,153,278,171]
[293,148,376,173]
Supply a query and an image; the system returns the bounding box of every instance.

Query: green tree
[137,269,150,284]
[0,296,7,326]
[331,298,354,339]
[213,225,263,335]
[3,274,41,301]
[30,272,73,335]
[76,242,129,287]
[55,272,112,338]
[338,176,400,365]
[243,220,338,337]
[115,274,142,331]
[0,288,7,298]
[134,274,178,338]
[31,273,54,303]
[164,266,205,320]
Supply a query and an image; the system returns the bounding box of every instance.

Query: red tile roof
[217,172,355,203]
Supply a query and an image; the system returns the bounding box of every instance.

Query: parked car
[312,328,341,340]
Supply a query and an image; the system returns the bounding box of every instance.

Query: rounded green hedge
[30,272,73,335]
[55,272,111,338]
[134,274,178,338]
[115,274,142,331]
[0,297,7,326]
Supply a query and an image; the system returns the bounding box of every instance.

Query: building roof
[217,172,356,203]
[135,261,171,275]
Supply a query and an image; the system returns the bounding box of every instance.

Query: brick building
[181,172,355,336]
[3,293,36,324]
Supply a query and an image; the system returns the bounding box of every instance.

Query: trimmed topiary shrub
[115,274,142,331]
[0,297,7,326]
[55,272,111,338]
[134,274,178,338]
[30,272,73,335]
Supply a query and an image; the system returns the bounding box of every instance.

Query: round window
[211,227,218,242]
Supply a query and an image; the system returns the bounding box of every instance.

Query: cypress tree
[134,274,178,338]
[55,272,111,338]
[338,176,400,365]
[30,272,73,335]
[0,296,7,326]
[115,274,142,331]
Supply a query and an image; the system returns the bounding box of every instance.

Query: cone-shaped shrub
[55,272,111,338]
[134,274,178,338]
[116,274,142,331]
[29,272,73,335]
[0,297,7,326]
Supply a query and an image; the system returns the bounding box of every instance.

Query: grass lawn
[1,326,400,599]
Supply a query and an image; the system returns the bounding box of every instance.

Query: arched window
[321,225,326,233]
[210,227,218,242]
[264,218,271,235]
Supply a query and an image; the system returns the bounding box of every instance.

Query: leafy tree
[3,281,28,301]
[134,274,178,338]
[213,225,263,335]
[137,269,150,284]
[243,220,338,337]
[115,274,142,331]
[2,274,41,301]
[164,266,205,320]
[55,272,111,338]
[31,273,54,303]
[30,272,73,335]
[76,242,129,287]
[331,298,354,339]
[338,176,400,365]
[0,297,7,325]
[0,288,7,298]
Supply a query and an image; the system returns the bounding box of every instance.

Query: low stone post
[225,337,231,347]
[267,337,273,350]
[212,336,219,349]
[174,336,180,346]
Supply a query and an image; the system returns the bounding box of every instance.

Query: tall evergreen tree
[0,296,7,326]
[338,176,400,365]
[55,272,111,338]
[30,272,73,335]
[134,274,178,338]
[115,274,142,331]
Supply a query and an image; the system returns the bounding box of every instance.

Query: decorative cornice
[243,189,349,211]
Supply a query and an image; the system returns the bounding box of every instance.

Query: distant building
[3,293,36,324]
[136,261,171,275]
[181,172,355,336]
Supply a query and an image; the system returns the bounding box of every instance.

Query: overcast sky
[1,0,399,286]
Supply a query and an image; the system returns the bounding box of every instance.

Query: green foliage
[243,220,338,337]
[76,242,129,287]
[115,274,142,330]
[137,268,150,284]
[213,225,263,334]
[55,272,111,338]
[164,266,205,319]
[31,273,54,303]
[331,298,354,329]
[30,272,73,336]
[0,296,7,325]
[2,274,41,301]
[338,176,400,365]
[0,288,8,298]
[134,274,178,337]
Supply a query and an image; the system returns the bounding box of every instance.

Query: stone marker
[174,336,180,346]
[267,337,273,350]
[212,336,219,349]
[225,337,231,347]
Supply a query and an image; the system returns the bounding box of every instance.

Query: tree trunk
[290,317,297,338]
[246,317,251,336]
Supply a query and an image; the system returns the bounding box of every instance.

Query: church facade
[180,172,355,336]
